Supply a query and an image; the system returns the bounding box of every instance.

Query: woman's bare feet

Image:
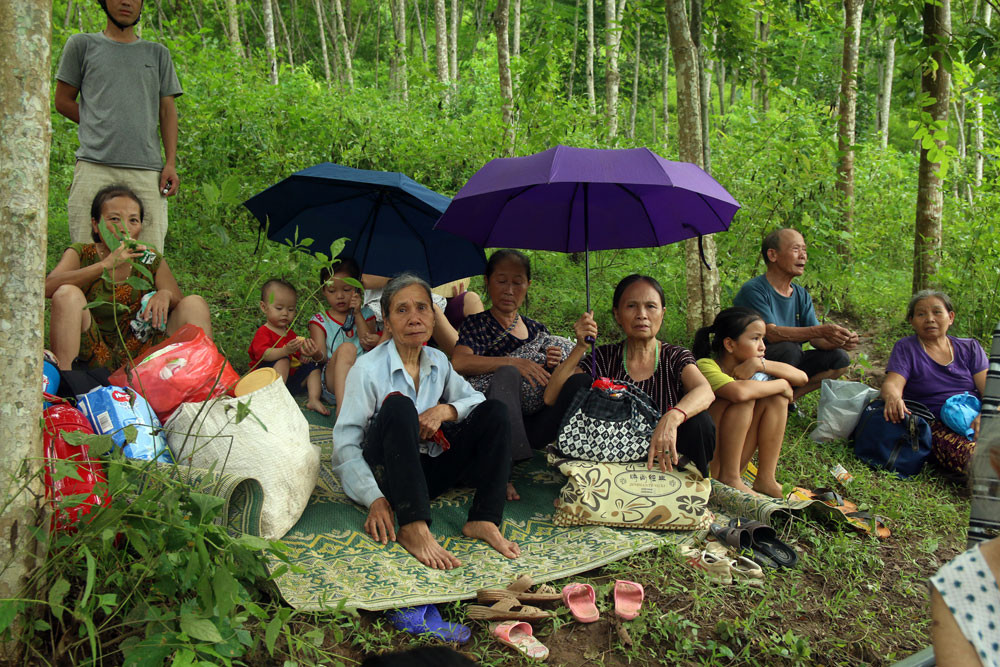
[397,521,462,570]
[462,521,521,559]
[752,479,784,499]
[305,398,331,416]
[506,482,520,501]
[718,475,759,497]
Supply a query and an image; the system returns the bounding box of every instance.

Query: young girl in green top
[693,307,808,498]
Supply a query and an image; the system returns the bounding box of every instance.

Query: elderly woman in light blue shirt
[332,273,520,571]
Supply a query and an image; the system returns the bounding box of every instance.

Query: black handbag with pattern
[555,379,661,462]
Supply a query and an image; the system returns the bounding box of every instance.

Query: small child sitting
[307,258,379,417]
[248,279,323,410]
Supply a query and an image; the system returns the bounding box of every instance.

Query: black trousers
[361,394,511,527]
[487,366,592,460]
[675,411,715,478]
[765,341,850,378]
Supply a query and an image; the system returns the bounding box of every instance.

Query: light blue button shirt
[331,340,486,509]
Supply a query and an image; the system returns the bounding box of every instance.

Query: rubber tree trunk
[434,0,450,97]
[0,0,49,658]
[495,0,515,155]
[878,36,895,149]
[314,0,332,84]
[332,0,354,88]
[449,0,458,80]
[605,0,627,142]
[973,4,991,188]
[759,18,769,112]
[567,0,579,99]
[263,0,279,84]
[585,0,595,114]
[390,0,408,99]
[913,0,951,293]
[225,0,243,56]
[662,31,669,151]
[628,23,640,140]
[690,0,711,171]
[512,0,520,57]
[835,0,864,258]
[666,0,719,332]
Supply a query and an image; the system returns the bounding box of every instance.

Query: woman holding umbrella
[544,274,717,476]
[451,250,576,499]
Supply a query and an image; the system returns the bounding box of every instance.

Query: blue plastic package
[940,392,982,439]
[76,386,173,463]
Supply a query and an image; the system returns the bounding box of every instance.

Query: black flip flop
[728,518,798,569]
[709,522,751,551]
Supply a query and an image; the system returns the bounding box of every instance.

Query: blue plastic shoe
[385,604,472,644]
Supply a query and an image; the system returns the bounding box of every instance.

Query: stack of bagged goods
[76,386,173,463]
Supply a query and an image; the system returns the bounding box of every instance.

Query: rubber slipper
[561,583,599,623]
[613,580,644,620]
[385,604,472,643]
[709,522,751,551]
[467,596,555,621]
[728,518,798,569]
[478,574,562,604]
[845,511,892,539]
[492,620,549,661]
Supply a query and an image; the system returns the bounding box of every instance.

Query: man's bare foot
[506,482,520,501]
[718,475,759,497]
[462,520,521,559]
[305,398,331,416]
[752,480,784,499]
[396,521,462,570]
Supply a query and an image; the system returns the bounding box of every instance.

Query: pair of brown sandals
[467,575,560,621]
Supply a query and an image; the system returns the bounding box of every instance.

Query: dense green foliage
[30,0,999,663]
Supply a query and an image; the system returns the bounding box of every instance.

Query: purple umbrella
[433,145,740,310]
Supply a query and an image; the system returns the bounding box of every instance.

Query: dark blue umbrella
[243,163,487,286]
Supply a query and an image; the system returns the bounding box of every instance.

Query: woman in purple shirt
[881,290,988,474]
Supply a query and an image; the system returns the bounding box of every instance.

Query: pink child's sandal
[613,580,644,620]
[561,583,599,623]
[492,620,549,661]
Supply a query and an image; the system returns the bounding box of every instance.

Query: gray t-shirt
[56,33,183,171]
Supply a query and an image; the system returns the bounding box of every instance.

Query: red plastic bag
[109,324,239,423]
[43,396,111,534]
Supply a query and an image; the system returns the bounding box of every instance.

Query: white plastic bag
[810,379,879,443]
[164,378,319,540]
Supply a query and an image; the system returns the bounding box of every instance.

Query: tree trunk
[690,0,711,171]
[434,0,449,85]
[331,0,354,89]
[604,0,626,142]
[759,19,769,112]
[715,57,726,116]
[835,0,864,257]
[225,0,242,56]
[314,0,332,84]
[567,0,579,99]
[729,66,738,107]
[263,0,279,84]
[628,23,640,140]
[585,0,595,114]
[375,1,382,88]
[913,0,951,293]
[449,0,459,80]
[495,0,515,155]
[512,0,521,57]
[877,37,895,148]
[973,4,990,188]
[413,0,429,62]
[666,0,719,332]
[390,0,408,99]
[273,0,295,67]
[662,31,670,151]
[0,0,49,658]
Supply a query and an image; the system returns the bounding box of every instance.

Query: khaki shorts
[67,161,169,252]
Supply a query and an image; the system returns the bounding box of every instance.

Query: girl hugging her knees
[693,307,808,498]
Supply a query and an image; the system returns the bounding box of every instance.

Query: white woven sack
[164,379,319,540]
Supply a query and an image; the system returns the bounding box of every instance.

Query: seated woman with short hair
[544,274,716,476]
[45,184,212,371]
[332,273,519,570]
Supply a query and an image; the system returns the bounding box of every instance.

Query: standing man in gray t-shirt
[55,0,182,252]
